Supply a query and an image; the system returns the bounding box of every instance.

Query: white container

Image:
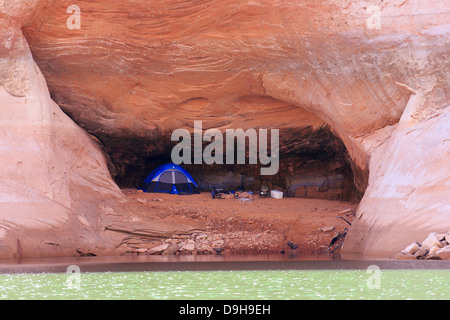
[270,190,283,199]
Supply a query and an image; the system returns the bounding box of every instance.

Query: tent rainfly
[140,163,200,195]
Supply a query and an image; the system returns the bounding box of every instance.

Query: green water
[0,269,449,300]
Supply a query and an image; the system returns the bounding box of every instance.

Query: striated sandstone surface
[1,0,449,257]
[23,0,424,190]
[0,0,127,257]
[344,104,450,257]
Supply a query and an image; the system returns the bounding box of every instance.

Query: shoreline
[0,254,449,274]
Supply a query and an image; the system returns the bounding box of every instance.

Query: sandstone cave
[1,0,448,259]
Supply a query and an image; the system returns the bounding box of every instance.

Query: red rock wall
[0,0,124,258]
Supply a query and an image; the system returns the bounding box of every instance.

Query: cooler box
[270,190,283,199]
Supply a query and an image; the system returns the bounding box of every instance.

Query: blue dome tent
[140,163,200,195]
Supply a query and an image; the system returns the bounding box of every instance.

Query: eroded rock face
[343,105,450,257]
[0,0,124,258]
[1,0,449,257]
[23,0,420,188]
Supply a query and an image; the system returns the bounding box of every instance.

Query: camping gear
[270,190,283,199]
[212,192,235,199]
[260,186,269,197]
[237,191,253,199]
[140,163,200,195]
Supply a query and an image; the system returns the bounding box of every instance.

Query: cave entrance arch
[115,97,364,203]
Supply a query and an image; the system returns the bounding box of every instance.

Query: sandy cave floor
[119,189,359,255]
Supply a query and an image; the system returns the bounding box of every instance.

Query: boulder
[161,243,180,256]
[161,243,181,255]
[180,242,196,253]
[196,242,213,254]
[195,233,209,241]
[319,226,335,232]
[434,246,450,260]
[414,247,429,259]
[147,243,169,255]
[421,232,443,250]
[427,245,442,257]
[401,242,420,255]
[445,233,450,244]
[437,233,446,241]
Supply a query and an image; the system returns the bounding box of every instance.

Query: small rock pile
[398,232,450,260]
[129,229,283,255]
[142,232,226,256]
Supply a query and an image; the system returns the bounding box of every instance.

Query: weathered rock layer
[0,0,125,257]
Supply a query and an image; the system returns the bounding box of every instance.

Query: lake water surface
[0,255,449,300]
